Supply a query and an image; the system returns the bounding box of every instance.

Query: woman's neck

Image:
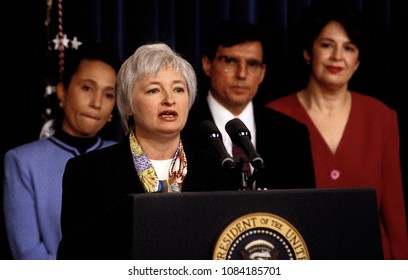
[298,83,351,115]
[54,128,98,154]
[135,132,180,160]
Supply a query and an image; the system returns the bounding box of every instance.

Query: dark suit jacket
[181,97,316,189]
[57,135,238,259]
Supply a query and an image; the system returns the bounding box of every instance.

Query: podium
[57,188,383,260]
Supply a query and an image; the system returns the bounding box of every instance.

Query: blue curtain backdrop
[4,0,408,144]
[1,0,408,259]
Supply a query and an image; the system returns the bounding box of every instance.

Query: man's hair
[202,19,266,62]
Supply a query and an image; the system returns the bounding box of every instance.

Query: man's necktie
[232,143,251,189]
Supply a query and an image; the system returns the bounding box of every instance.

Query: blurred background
[1,0,407,259]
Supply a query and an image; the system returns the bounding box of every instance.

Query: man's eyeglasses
[216,55,265,77]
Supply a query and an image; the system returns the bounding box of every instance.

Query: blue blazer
[3,136,115,259]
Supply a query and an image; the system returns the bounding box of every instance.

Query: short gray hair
[116,42,197,133]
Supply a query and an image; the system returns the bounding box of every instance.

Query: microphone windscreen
[200,120,222,139]
[225,118,251,141]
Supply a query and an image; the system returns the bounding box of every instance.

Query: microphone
[200,120,236,170]
[225,118,265,169]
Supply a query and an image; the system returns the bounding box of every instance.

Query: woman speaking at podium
[57,43,239,259]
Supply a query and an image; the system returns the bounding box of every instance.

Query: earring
[59,102,64,108]
[108,114,113,122]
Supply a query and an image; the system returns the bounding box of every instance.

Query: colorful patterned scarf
[129,131,187,193]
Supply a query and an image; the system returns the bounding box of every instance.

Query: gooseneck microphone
[225,118,265,169]
[200,120,236,170]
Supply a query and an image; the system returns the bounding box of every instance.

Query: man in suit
[182,19,315,190]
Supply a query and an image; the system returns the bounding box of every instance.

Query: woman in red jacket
[266,3,408,259]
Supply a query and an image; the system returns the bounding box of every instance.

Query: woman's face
[131,66,190,140]
[304,20,360,88]
[58,59,117,137]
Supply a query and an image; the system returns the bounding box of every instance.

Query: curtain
[45,0,408,112]
[2,0,407,167]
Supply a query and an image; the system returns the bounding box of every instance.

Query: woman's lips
[159,110,178,120]
[326,66,343,74]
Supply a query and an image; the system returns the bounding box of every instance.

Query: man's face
[202,41,266,115]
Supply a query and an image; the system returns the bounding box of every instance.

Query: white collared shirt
[206,91,256,156]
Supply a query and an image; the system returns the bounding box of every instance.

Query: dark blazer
[181,97,316,190]
[57,135,238,259]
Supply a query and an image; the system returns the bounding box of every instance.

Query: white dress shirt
[206,91,257,157]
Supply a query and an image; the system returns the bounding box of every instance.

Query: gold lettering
[293,240,302,250]
[222,235,231,243]
[216,251,226,259]
[230,227,239,238]
[285,228,308,259]
[286,228,301,247]
[286,228,295,238]
[295,247,306,257]
[242,218,255,229]
[218,243,228,252]
[270,220,283,230]
[226,232,234,241]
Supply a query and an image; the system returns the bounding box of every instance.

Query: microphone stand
[241,163,265,191]
[234,160,247,191]
[247,168,260,191]
[233,149,265,191]
[236,159,260,191]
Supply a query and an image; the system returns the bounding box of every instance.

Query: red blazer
[266,92,408,259]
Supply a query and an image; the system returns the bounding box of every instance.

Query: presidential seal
[212,212,309,260]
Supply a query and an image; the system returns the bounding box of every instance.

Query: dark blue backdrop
[4,0,408,144]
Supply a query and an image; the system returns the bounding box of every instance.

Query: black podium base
[58,188,383,260]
